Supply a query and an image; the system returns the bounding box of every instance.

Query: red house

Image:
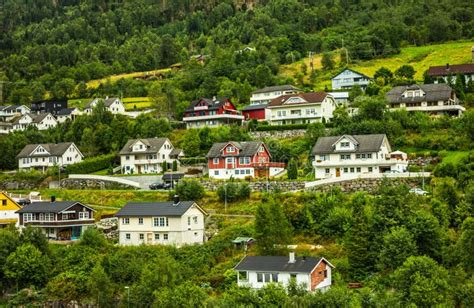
[206,141,285,179]
[242,104,268,121]
[183,97,244,129]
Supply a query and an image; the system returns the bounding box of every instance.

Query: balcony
[24,219,95,227]
[183,114,244,122]
[252,162,286,169]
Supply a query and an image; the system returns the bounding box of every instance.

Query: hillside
[280,40,474,90]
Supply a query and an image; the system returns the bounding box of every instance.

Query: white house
[331,68,371,90]
[250,85,301,105]
[84,97,125,114]
[119,137,181,174]
[17,142,84,171]
[115,197,207,247]
[13,113,57,131]
[311,134,408,179]
[234,253,335,292]
[386,83,465,116]
[427,62,474,84]
[0,122,12,134]
[0,105,31,121]
[267,92,337,125]
[56,108,82,123]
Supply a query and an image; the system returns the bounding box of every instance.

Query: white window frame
[23,213,34,222]
[79,212,89,220]
[122,218,130,225]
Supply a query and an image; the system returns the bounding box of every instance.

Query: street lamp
[124,286,130,308]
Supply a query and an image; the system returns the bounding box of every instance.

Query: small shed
[232,237,255,250]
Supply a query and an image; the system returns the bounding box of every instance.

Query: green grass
[67,97,153,111]
[440,151,469,164]
[280,40,474,90]
[68,98,92,109]
[86,68,171,89]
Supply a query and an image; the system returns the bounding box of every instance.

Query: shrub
[66,154,116,174]
[255,124,309,131]
[174,179,205,200]
[217,182,251,202]
[287,159,298,179]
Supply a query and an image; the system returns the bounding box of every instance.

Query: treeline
[1,0,472,103]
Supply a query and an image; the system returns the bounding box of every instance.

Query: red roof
[268,92,328,108]
[427,64,474,76]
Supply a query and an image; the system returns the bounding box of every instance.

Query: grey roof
[0,122,12,127]
[119,138,169,155]
[115,201,199,217]
[234,256,322,273]
[16,142,75,158]
[332,68,371,80]
[252,85,300,95]
[17,201,94,213]
[206,141,265,158]
[386,83,454,104]
[311,134,386,155]
[3,105,22,112]
[56,108,76,116]
[0,106,7,111]
[169,148,183,158]
[162,172,185,181]
[85,98,120,109]
[242,104,268,111]
[31,113,52,123]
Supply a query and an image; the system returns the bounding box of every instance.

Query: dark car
[149,182,172,190]
[16,199,31,206]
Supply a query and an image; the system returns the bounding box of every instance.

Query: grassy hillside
[280,41,474,90]
[68,97,153,110]
[86,68,171,89]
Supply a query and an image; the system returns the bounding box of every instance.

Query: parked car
[149,182,172,190]
[16,198,31,206]
[409,188,428,195]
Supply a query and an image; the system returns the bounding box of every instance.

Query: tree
[181,129,201,157]
[162,160,168,173]
[374,67,393,85]
[87,264,115,307]
[395,65,415,79]
[356,96,387,121]
[4,244,51,288]
[349,84,363,102]
[456,217,474,272]
[287,158,298,180]
[305,122,325,145]
[153,282,208,307]
[255,64,273,88]
[172,160,178,172]
[378,226,417,271]
[255,199,292,254]
[175,179,205,200]
[80,228,109,250]
[392,256,449,307]
[321,53,335,71]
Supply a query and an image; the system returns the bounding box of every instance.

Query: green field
[280,40,474,90]
[67,97,153,111]
[440,151,469,164]
[86,68,171,89]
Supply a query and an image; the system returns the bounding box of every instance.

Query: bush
[66,154,116,174]
[255,124,309,131]
[287,159,298,180]
[174,179,205,200]
[217,182,251,202]
[179,157,207,165]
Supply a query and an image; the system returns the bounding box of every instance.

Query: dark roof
[268,92,329,108]
[427,64,474,76]
[17,201,94,213]
[185,97,232,112]
[242,104,268,111]
[311,134,387,155]
[119,138,169,155]
[115,201,202,217]
[332,68,371,80]
[0,122,12,127]
[162,172,185,181]
[56,108,76,116]
[386,83,454,104]
[31,113,54,124]
[3,105,27,112]
[206,141,265,158]
[252,85,300,95]
[234,256,321,273]
[0,106,6,111]
[16,142,75,158]
[85,97,120,109]
[169,148,183,158]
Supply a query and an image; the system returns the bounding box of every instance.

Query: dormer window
[227,146,235,153]
[259,146,265,153]
[340,142,350,148]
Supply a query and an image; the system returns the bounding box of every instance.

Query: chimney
[173,195,180,206]
[288,251,295,263]
[51,196,56,203]
[446,63,450,70]
[105,96,109,100]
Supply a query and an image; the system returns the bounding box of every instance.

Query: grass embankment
[68,97,153,111]
[280,40,474,90]
[86,68,171,89]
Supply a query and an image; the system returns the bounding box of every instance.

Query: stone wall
[0,181,40,190]
[200,180,305,192]
[249,129,307,139]
[60,178,137,190]
[306,177,424,193]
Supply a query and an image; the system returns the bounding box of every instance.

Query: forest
[1,0,473,104]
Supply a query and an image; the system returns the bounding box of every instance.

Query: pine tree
[287,159,298,180]
[255,200,292,255]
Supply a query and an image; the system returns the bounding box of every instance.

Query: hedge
[66,154,117,174]
[255,123,309,131]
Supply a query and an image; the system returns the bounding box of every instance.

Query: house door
[336,168,341,177]
[137,165,142,174]
[226,157,235,169]
[147,233,153,244]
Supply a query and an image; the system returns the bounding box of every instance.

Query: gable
[31,145,51,156]
[0,192,21,211]
[284,96,307,105]
[132,140,147,152]
[61,201,96,213]
[332,68,370,80]
[221,142,240,155]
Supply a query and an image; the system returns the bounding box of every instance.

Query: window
[340,142,350,148]
[272,273,279,282]
[290,273,297,281]
[193,216,198,224]
[154,233,160,240]
[188,217,191,226]
[361,154,366,159]
[23,213,34,222]
[239,157,250,164]
[368,167,373,172]
[245,169,250,174]
[194,232,198,237]
[367,154,372,159]
[356,154,361,159]
[163,234,168,240]
[226,146,235,153]
[139,233,144,240]
[325,168,330,174]
[2,200,6,206]
[324,270,328,278]
[357,167,361,172]
[264,273,271,282]
[62,213,69,220]
[235,170,240,175]
[138,218,143,225]
[213,158,219,164]
[238,271,248,281]
[350,167,355,173]
[154,217,168,227]
[344,168,348,173]
[126,155,130,161]
[122,218,130,225]
[125,233,131,240]
[79,212,89,220]
[319,155,326,161]
[214,170,219,176]
[340,154,351,160]
[257,273,263,282]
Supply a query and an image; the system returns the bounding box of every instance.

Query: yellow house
[0,191,21,227]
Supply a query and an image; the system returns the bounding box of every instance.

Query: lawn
[280,40,474,90]
[67,97,153,111]
[86,68,171,89]
[440,151,469,164]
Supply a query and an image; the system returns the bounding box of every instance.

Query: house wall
[108,100,125,114]
[19,144,83,170]
[0,192,20,226]
[36,114,58,130]
[310,261,332,290]
[117,206,205,246]
[238,271,311,291]
[332,70,370,90]
[268,97,336,125]
[120,139,176,174]
[243,108,266,120]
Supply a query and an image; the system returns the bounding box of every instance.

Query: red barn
[206,141,285,179]
[183,97,244,129]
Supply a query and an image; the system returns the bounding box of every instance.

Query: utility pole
[308,51,314,73]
